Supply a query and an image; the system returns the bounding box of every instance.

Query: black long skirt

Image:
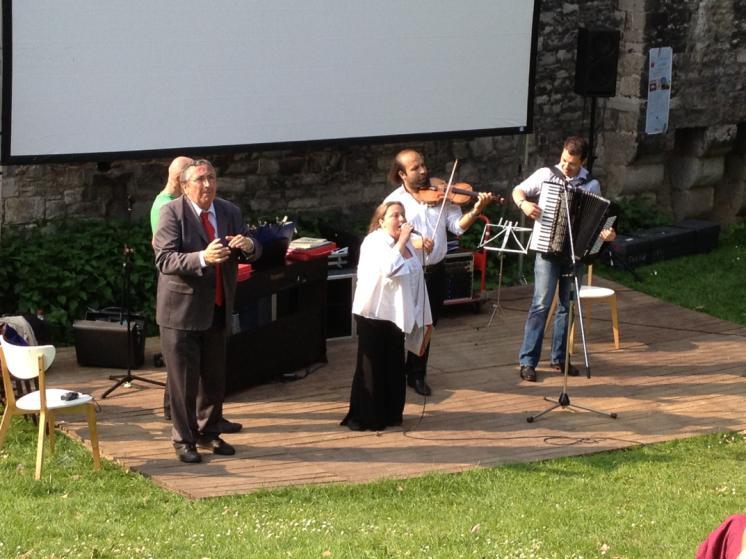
[341,315,406,431]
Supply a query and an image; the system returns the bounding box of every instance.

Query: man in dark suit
[154,159,261,463]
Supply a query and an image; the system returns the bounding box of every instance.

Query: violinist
[384,149,494,396]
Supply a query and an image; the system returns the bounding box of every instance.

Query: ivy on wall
[0,219,157,344]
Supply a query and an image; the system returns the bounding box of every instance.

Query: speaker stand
[587,95,597,174]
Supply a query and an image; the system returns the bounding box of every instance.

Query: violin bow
[431,159,459,247]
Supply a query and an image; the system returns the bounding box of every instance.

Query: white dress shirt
[352,228,432,338]
[384,186,465,266]
[516,165,601,197]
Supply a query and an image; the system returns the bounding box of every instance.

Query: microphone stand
[102,195,165,399]
[526,182,618,423]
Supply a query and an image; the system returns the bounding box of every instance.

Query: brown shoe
[519,365,537,382]
[174,443,201,463]
[551,362,580,376]
[196,435,235,456]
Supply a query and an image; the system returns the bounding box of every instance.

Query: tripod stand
[478,219,531,326]
[102,196,165,399]
[526,184,617,423]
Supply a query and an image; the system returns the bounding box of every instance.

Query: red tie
[200,211,224,306]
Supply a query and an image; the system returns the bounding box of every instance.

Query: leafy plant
[0,219,157,344]
[612,195,671,233]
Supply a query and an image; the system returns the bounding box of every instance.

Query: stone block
[257,158,280,176]
[45,200,67,220]
[278,156,306,175]
[672,186,715,221]
[1,176,18,197]
[669,156,724,191]
[64,189,84,205]
[217,176,246,194]
[5,196,45,225]
[468,137,494,159]
[620,161,665,195]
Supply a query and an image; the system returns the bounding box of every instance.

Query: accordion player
[528,176,618,262]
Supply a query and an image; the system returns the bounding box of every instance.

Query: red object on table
[237,263,253,282]
[286,242,337,261]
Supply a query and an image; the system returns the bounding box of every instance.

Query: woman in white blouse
[341,201,432,431]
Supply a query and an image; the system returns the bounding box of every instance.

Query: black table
[226,258,327,393]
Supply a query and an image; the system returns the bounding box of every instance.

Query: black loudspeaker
[326,271,356,339]
[72,319,145,369]
[574,28,620,97]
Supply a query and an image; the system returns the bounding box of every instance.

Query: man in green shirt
[150,156,194,238]
[150,157,192,419]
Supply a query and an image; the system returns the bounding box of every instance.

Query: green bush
[0,219,157,345]
[612,195,671,233]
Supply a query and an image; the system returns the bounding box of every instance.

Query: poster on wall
[645,47,673,135]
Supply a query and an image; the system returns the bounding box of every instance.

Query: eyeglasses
[188,174,216,185]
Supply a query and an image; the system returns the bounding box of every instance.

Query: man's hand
[600,228,616,242]
[521,200,541,220]
[420,236,434,254]
[226,234,254,254]
[473,192,493,214]
[204,238,231,265]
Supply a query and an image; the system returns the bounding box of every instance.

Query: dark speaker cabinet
[226,259,327,393]
[326,270,356,339]
[575,28,620,97]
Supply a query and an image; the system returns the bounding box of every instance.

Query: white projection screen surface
[1,1,539,163]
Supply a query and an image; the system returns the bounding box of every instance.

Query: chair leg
[583,300,593,339]
[35,411,47,480]
[0,405,15,449]
[544,288,558,335]
[46,412,56,454]
[610,295,621,349]
[86,404,101,471]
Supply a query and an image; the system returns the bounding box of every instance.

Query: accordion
[528,180,617,261]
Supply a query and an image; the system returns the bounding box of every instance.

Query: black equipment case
[72,308,145,369]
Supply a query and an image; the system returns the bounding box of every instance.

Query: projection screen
[1,1,539,164]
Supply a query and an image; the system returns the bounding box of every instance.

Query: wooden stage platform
[49,278,746,499]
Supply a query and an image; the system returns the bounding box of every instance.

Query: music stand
[526,184,617,423]
[478,219,531,326]
[102,196,165,399]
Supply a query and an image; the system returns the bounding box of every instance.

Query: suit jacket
[153,195,261,332]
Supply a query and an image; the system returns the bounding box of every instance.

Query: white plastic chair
[571,265,621,349]
[544,265,621,350]
[0,336,100,480]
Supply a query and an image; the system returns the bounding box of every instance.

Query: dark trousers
[405,260,445,380]
[159,307,226,445]
[342,316,405,430]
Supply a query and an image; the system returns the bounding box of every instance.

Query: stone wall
[2,0,745,233]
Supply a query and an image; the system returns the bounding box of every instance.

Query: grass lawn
[1,424,744,559]
[1,223,744,558]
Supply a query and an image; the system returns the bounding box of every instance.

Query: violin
[414,177,504,206]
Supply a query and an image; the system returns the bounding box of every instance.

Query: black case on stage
[72,310,145,369]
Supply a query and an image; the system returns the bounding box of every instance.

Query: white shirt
[352,229,432,335]
[384,186,465,266]
[516,165,601,197]
[187,199,217,269]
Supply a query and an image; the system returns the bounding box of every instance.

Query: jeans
[518,253,583,367]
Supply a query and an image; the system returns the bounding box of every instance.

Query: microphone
[399,225,421,236]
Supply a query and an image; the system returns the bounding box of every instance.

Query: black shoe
[196,435,236,456]
[174,443,201,463]
[519,365,537,382]
[408,377,432,396]
[216,419,242,434]
[551,362,580,376]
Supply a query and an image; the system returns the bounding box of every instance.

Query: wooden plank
[45,279,746,498]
